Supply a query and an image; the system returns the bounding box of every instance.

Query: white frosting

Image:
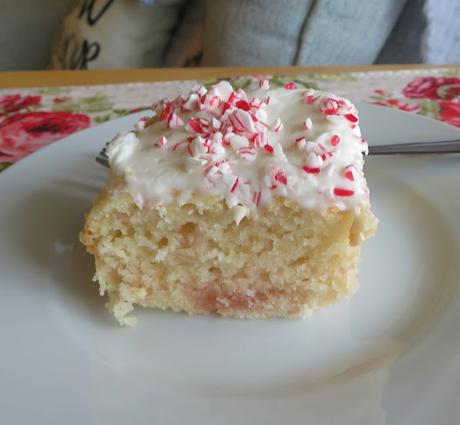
[106,80,370,219]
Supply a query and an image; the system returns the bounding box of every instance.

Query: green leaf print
[52,93,113,113]
[94,113,113,123]
[202,78,221,89]
[369,94,388,101]
[418,100,441,118]
[0,162,12,173]
[229,78,253,90]
[112,108,131,116]
[443,68,460,77]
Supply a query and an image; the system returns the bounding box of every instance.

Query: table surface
[1,64,458,88]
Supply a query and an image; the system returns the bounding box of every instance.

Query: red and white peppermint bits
[186,118,205,134]
[295,136,306,149]
[284,82,297,90]
[266,164,289,192]
[190,136,207,157]
[228,109,256,133]
[235,99,251,111]
[344,113,359,123]
[264,144,274,154]
[259,79,270,90]
[155,136,168,148]
[182,93,200,110]
[237,146,256,161]
[312,143,331,161]
[343,165,356,181]
[345,171,355,181]
[134,116,150,131]
[228,134,249,150]
[252,190,262,206]
[303,166,321,174]
[171,140,185,151]
[129,80,369,212]
[273,143,288,162]
[275,171,287,185]
[303,151,324,174]
[322,98,339,115]
[273,118,284,133]
[330,134,341,146]
[334,188,354,197]
[212,117,221,129]
[167,112,184,129]
[305,94,316,105]
[230,177,239,193]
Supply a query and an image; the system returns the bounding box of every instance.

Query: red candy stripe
[303,166,320,174]
[231,177,239,193]
[274,171,287,185]
[344,169,355,181]
[330,134,341,146]
[334,188,354,197]
[305,95,316,105]
[345,113,358,123]
[187,118,204,133]
[235,100,251,111]
[264,144,274,154]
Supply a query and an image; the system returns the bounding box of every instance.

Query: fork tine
[96,142,110,167]
[96,156,110,168]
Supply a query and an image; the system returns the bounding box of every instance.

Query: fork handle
[369,139,460,155]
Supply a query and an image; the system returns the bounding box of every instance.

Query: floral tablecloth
[1,67,460,173]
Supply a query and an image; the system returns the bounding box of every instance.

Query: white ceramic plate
[1,104,460,425]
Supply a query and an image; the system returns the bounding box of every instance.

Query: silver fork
[95,139,460,168]
[96,143,110,168]
[368,139,460,155]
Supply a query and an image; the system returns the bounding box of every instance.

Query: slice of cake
[80,79,377,325]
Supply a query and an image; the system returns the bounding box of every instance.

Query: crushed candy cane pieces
[108,79,370,212]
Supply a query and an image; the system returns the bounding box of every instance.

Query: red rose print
[0,94,41,114]
[0,111,91,162]
[438,101,460,128]
[403,76,460,100]
[403,77,439,99]
[371,98,421,112]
